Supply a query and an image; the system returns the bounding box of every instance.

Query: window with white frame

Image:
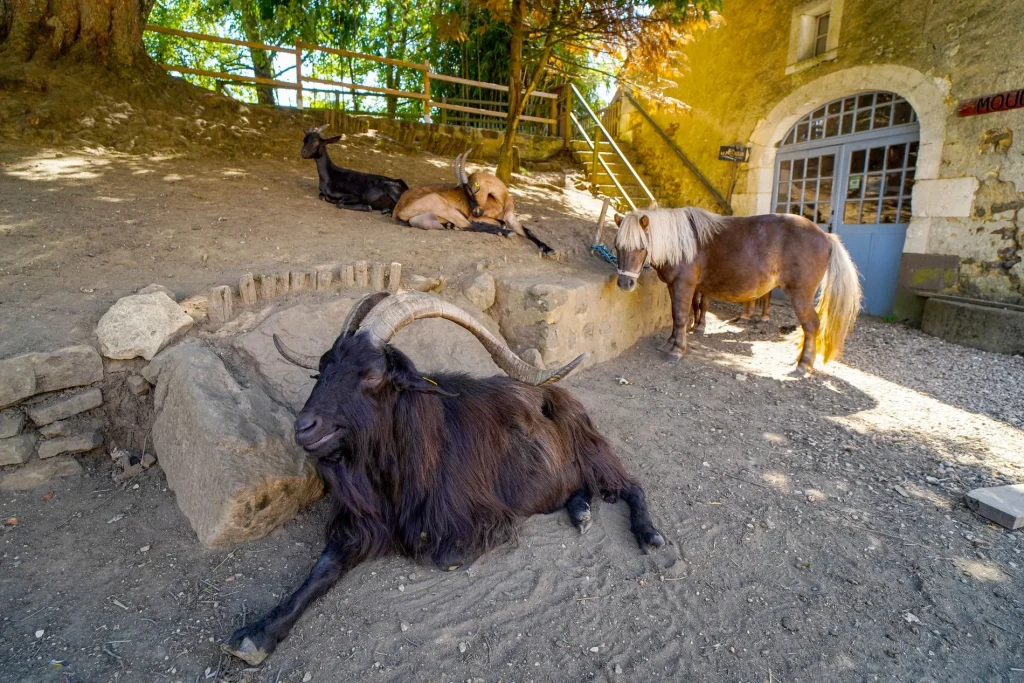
[787,0,843,74]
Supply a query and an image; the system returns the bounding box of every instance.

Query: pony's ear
[639,214,650,230]
[613,213,623,227]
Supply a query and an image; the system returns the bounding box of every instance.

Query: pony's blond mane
[614,207,724,266]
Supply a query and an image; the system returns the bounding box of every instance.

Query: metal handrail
[622,90,732,215]
[569,112,637,212]
[570,83,656,208]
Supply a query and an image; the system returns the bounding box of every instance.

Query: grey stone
[370,263,386,290]
[145,343,322,547]
[520,348,544,368]
[0,434,36,466]
[388,262,402,292]
[921,299,1024,355]
[104,358,140,374]
[23,345,104,393]
[208,286,234,325]
[0,409,24,438]
[97,292,195,360]
[239,274,258,306]
[314,266,334,291]
[137,283,176,300]
[0,356,36,409]
[463,272,496,310]
[966,485,1024,529]
[0,456,83,490]
[27,388,103,426]
[37,429,104,459]
[127,374,150,396]
[233,296,502,411]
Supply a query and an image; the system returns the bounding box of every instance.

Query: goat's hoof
[222,626,274,665]
[637,529,666,555]
[572,509,592,535]
[603,494,618,504]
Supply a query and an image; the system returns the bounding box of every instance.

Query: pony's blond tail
[816,233,862,364]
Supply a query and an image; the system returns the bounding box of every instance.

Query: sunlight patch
[953,558,1009,582]
[761,472,790,493]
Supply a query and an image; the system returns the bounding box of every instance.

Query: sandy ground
[2,141,1024,683]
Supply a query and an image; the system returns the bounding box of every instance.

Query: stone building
[611,0,1023,320]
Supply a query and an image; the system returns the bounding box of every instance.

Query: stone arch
[736,65,951,252]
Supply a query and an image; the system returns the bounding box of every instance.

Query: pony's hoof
[664,348,685,363]
[694,325,706,335]
[656,340,675,353]
[788,366,812,379]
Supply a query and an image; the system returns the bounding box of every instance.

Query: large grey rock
[37,429,104,459]
[0,434,36,466]
[146,343,322,547]
[27,388,103,427]
[0,356,36,409]
[137,283,177,300]
[96,292,195,360]
[966,485,1024,529]
[23,345,103,393]
[233,296,502,410]
[0,409,24,438]
[0,456,82,490]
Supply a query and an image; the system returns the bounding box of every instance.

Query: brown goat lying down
[221,292,664,665]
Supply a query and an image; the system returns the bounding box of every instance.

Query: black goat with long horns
[221,291,664,665]
[301,125,408,212]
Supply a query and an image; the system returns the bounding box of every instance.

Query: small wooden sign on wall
[958,88,1024,117]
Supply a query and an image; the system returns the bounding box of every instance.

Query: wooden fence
[146,25,562,135]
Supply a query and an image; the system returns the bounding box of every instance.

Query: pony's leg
[786,289,820,377]
[565,489,593,534]
[695,293,709,333]
[665,280,697,359]
[759,294,772,322]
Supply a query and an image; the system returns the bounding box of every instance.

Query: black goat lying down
[301,125,408,212]
[222,292,665,665]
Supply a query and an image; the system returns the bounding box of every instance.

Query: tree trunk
[0,0,156,68]
[384,4,396,118]
[238,6,275,105]
[496,0,526,184]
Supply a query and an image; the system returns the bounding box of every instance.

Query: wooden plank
[302,76,427,100]
[159,64,298,89]
[426,72,556,99]
[428,100,554,124]
[146,25,296,54]
[299,42,427,71]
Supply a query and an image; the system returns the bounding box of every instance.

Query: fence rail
[146,24,561,134]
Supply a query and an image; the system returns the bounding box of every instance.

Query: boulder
[146,343,323,547]
[96,292,195,360]
[232,296,502,410]
[137,283,177,300]
[0,434,36,466]
[0,456,82,490]
[463,272,496,311]
[37,429,104,459]
[0,409,24,438]
[0,356,36,409]
[27,387,103,427]
[23,345,103,393]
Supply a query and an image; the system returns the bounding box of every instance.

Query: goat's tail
[816,233,862,364]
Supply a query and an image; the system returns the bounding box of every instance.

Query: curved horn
[340,291,392,337]
[357,292,588,385]
[273,334,320,370]
[314,123,329,134]
[453,150,468,185]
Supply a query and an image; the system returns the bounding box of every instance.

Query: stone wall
[619,0,1024,303]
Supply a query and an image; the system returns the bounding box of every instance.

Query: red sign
[958,88,1024,117]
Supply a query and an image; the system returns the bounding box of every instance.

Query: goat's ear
[613,213,623,227]
[323,135,342,145]
[395,373,458,396]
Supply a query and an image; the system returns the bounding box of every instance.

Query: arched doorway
[772,91,920,315]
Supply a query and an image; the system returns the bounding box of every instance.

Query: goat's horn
[315,123,329,134]
[273,334,321,370]
[357,292,588,386]
[341,291,392,337]
[453,151,467,185]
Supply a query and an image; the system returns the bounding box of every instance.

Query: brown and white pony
[614,207,861,376]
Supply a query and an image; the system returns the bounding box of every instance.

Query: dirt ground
[3,138,1024,683]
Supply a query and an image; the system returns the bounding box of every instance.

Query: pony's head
[613,212,651,292]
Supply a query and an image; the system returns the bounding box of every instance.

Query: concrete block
[921,298,1024,355]
[257,274,277,300]
[27,388,103,427]
[37,429,104,459]
[893,253,960,324]
[355,261,369,289]
[239,274,258,306]
[370,263,386,291]
[0,409,25,438]
[0,356,36,409]
[388,262,402,292]
[314,266,334,291]
[0,433,36,466]
[966,485,1024,529]
[208,286,234,325]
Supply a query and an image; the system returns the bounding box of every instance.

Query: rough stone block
[0,356,36,409]
[208,286,234,325]
[0,409,24,438]
[37,429,103,459]
[98,293,195,360]
[27,388,103,427]
[355,261,369,289]
[0,456,82,490]
[39,417,94,438]
[239,274,258,306]
[22,345,104,394]
[127,374,150,396]
[463,272,496,310]
[137,283,176,300]
[257,274,277,300]
[314,266,334,291]
[0,433,36,466]
[388,262,402,292]
[370,262,386,290]
[921,298,1024,355]
[290,271,310,292]
[342,265,355,289]
[146,343,323,547]
[966,485,1024,529]
[179,295,208,321]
